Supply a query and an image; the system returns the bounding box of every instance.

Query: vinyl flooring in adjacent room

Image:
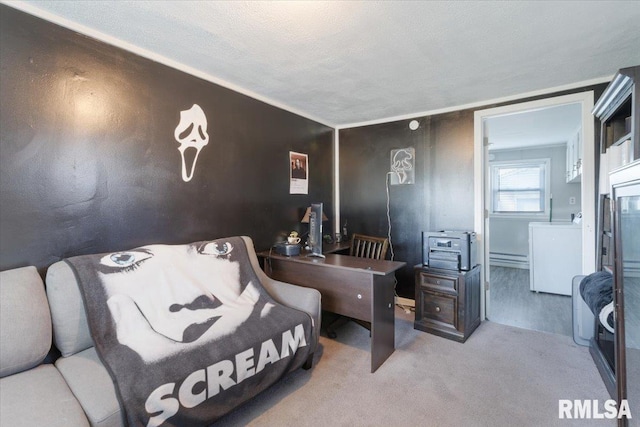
[489,266,573,337]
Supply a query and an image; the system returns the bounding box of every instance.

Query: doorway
[473,92,596,328]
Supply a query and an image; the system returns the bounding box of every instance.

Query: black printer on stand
[415,230,481,342]
[422,230,477,271]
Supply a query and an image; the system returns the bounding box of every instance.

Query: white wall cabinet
[528,222,582,295]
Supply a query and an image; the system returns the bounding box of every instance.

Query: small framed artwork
[289,151,308,194]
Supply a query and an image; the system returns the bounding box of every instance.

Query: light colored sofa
[44,236,321,427]
[0,266,90,427]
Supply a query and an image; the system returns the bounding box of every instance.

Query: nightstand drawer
[418,290,457,329]
[418,272,457,294]
[414,265,481,343]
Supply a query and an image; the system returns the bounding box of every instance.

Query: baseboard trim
[490,261,530,269]
[489,252,529,269]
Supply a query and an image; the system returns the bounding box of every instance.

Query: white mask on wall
[174,104,209,182]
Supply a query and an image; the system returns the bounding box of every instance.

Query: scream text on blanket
[145,324,307,427]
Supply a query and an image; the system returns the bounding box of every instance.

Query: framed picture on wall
[289,151,308,194]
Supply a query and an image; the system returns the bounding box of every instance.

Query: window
[490,159,550,215]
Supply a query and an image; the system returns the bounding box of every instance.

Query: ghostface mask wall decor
[174,104,209,182]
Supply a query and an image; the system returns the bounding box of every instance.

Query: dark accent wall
[0,5,334,273]
[340,120,427,298]
[341,89,607,299]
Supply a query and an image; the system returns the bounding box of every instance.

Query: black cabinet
[414,265,481,342]
[609,163,640,426]
[593,66,639,190]
[592,65,639,426]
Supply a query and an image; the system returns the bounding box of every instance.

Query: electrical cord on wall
[385,172,395,261]
[386,172,412,314]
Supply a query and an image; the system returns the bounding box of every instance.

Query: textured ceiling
[6,1,640,127]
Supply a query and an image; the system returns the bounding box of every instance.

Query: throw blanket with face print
[65,236,313,427]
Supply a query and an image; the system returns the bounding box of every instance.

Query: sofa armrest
[241,236,321,351]
[262,277,321,348]
[0,266,52,377]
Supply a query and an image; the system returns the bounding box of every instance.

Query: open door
[482,118,491,317]
[474,91,596,322]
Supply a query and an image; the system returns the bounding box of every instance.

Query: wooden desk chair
[326,233,389,339]
[349,233,389,260]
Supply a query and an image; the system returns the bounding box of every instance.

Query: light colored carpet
[216,308,616,426]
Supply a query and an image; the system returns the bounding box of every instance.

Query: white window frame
[489,158,551,218]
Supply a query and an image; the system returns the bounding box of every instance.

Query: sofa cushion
[55,347,123,427]
[0,364,89,427]
[0,266,52,377]
[46,261,94,357]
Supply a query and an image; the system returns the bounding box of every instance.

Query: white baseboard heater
[489,252,529,269]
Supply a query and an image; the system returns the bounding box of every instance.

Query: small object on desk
[287,231,301,245]
[275,242,300,256]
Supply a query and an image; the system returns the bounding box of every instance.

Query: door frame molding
[473,91,596,320]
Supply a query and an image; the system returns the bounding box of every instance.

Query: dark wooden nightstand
[414,264,481,342]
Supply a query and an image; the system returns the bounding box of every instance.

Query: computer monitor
[307,202,325,258]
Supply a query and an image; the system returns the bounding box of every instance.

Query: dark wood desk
[319,241,351,254]
[259,252,405,372]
